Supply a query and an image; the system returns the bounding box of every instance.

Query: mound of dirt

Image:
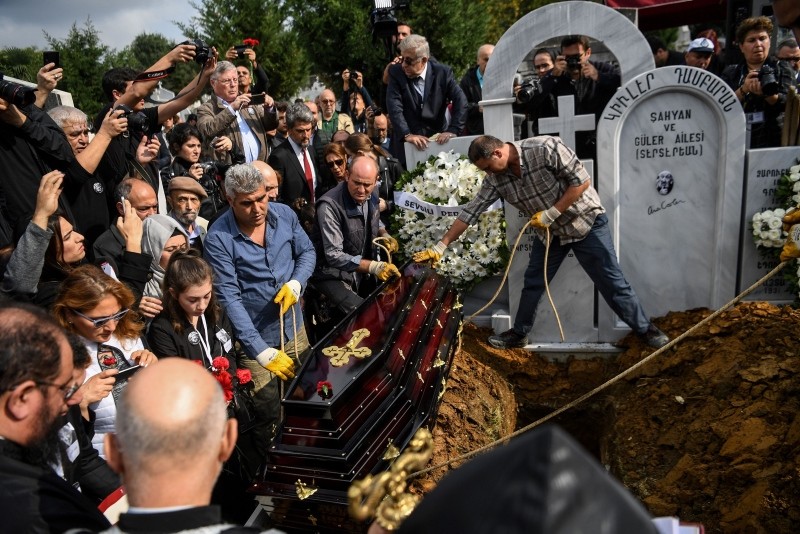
[427,302,800,534]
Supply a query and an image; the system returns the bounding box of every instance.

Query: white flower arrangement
[391,151,509,290]
[751,209,787,248]
[750,162,800,301]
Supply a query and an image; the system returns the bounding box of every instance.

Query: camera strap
[133,66,176,83]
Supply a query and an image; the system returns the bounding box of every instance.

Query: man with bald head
[318,88,354,135]
[460,44,495,135]
[310,155,400,328]
[103,358,240,532]
[0,302,110,532]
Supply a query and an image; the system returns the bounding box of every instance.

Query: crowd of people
[1,9,800,533]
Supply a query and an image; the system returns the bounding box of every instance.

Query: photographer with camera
[196,61,277,166]
[460,44,494,135]
[539,35,620,160]
[515,48,558,139]
[341,68,374,119]
[225,41,270,96]
[722,16,795,149]
[95,40,218,219]
[162,123,226,220]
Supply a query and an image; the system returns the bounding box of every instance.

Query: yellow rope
[409,260,789,479]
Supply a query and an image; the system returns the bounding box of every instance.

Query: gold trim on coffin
[321,328,372,367]
[348,428,434,531]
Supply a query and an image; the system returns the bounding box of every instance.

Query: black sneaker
[641,324,669,349]
[488,329,527,349]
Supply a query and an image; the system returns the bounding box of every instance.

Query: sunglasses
[36,380,80,401]
[72,308,129,328]
[326,158,345,168]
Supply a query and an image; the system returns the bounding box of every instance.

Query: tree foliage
[0,47,41,83]
[178,0,311,100]
[480,0,561,44]
[45,19,110,119]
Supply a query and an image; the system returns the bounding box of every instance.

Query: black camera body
[114,104,149,135]
[758,65,780,97]
[184,39,211,65]
[234,44,248,58]
[517,77,543,104]
[565,55,582,70]
[0,73,36,108]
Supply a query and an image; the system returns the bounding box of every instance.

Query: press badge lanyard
[195,315,212,367]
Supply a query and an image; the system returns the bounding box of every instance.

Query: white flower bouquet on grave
[391,151,509,291]
[750,163,800,301]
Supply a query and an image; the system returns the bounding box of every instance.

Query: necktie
[413,77,423,108]
[303,148,314,202]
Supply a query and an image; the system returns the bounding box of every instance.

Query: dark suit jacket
[386,60,467,160]
[113,505,252,533]
[0,438,111,533]
[196,97,278,163]
[460,65,484,135]
[268,138,328,205]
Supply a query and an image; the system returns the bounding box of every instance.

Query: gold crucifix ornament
[322,328,372,367]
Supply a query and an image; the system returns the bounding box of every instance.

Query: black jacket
[0,438,111,533]
[148,309,238,370]
[459,65,484,135]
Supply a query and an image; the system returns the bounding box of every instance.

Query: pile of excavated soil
[425,302,800,533]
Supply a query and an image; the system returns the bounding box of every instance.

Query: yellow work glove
[412,241,447,264]
[256,348,295,381]
[368,261,401,281]
[781,222,800,262]
[274,280,301,316]
[382,235,399,254]
[530,206,561,230]
[782,207,800,232]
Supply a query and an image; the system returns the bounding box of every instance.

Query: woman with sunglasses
[138,214,189,318]
[53,264,158,458]
[323,142,349,184]
[147,250,236,368]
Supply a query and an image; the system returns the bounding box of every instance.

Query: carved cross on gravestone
[536,95,596,150]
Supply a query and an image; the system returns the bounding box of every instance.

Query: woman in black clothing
[147,249,236,368]
[721,16,795,149]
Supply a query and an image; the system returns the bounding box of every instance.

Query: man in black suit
[460,44,494,136]
[386,34,467,167]
[0,303,110,532]
[269,102,332,205]
[103,358,242,532]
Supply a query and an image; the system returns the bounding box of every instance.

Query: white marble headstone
[739,147,799,303]
[596,66,746,338]
[478,1,655,344]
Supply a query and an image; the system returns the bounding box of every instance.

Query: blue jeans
[514,213,651,336]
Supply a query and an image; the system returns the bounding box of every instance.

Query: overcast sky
[0,0,197,51]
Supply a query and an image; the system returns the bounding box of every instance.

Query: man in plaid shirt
[414,135,669,350]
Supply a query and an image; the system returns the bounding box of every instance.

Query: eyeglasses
[320,99,336,104]
[164,242,190,254]
[402,56,423,65]
[72,308,129,328]
[780,56,800,64]
[36,380,80,402]
[326,158,345,168]
[215,78,238,86]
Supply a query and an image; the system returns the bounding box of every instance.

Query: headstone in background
[537,95,596,149]
[480,1,654,345]
[739,147,799,303]
[596,66,746,339]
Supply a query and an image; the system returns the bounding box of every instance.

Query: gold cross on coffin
[322,328,372,367]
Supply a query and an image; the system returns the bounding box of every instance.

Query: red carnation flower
[236,368,252,385]
[243,37,260,47]
[102,356,116,367]
[216,370,234,403]
[212,356,230,372]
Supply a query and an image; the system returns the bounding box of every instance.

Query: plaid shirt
[458,136,604,244]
